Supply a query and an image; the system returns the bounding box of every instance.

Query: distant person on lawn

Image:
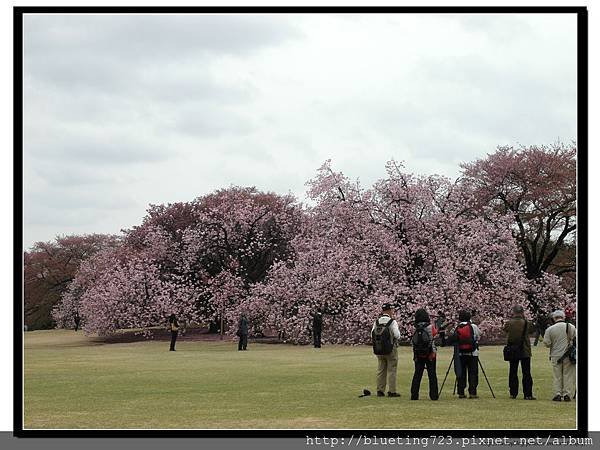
[371,303,401,397]
[168,314,179,351]
[543,310,577,401]
[237,313,249,351]
[312,310,323,348]
[503,305,536,400]
[410,308,439,401]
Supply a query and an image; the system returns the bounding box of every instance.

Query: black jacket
[313,314,323,332]
[238,317,248,336]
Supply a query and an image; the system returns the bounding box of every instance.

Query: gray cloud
[164,102,255,138]
[26,126,174,165]
[30,161,132,187]
[25,14,302,64]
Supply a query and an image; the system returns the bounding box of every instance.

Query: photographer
[434,311,448,347]
[543,310,576,401]
[447,310,481,399]
[503,305,536,400]
[371,303,401,397]
[410,308,439,401]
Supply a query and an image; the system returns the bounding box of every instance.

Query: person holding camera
[543,310,577,401]
[371,303,401,397]
[447,310,481,399]
[434,311,448,347]
[410,308,439,401]
[503,305,536,400]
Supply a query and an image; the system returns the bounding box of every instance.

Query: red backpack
[456,323,477,352]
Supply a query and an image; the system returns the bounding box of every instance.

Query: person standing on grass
[434,311,448,347]
[237,313,249,351]
[410,308,439,401]
[312,310,323,348]
[565,306,575,325]
[533,313,548,346]
[503,305,536,400]
[543,310,577,402]
[447,310,481,399]
[371,303,401,397]
[168,314,179,351]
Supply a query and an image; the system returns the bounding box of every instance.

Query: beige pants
[551,357,576,397]
[376,348,398,393]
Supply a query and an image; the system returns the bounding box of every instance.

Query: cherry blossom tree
[55,187,303,336]
[53,153,575,343]
[240,161,530,344]
[25,234,120,329]
[460,143,576,315]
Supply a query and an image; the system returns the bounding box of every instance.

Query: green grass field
[24,330,576,429]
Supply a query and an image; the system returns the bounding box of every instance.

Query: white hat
[552,310,565,319]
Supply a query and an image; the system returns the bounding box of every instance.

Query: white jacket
[371,314,401,346]
[543,321,576,360]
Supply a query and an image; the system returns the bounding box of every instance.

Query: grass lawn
[24,330,577,429]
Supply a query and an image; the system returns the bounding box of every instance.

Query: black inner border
[13,5,588,439]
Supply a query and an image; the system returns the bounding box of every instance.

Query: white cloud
[22,12,577,249]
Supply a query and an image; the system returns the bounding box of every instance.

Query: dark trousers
[457,355,479,395]
[313,330,322,348]
[238,334,248,350]
[169,331,178,351]
[411,358,439,400]
[509,357,533,397]
[439,331,446,347]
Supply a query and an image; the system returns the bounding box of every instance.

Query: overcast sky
[22,13,577,250]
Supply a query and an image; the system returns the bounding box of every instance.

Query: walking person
[448,310,481,399]
[543,310,577,401]
[371,303,401,397]
[168,314,179,351]
[237,313,249,351]
[503,305,536,400]
[410,308,439,400]
[312,310,323,348]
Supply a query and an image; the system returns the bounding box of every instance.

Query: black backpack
[372,318,395,355]
[412,322,432,357]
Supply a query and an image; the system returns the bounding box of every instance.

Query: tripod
[438,353,496,398]
[438,355,454,397]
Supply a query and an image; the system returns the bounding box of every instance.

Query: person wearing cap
[543,310,577,401]
[371,303,401,397]
[502,305,536,400]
